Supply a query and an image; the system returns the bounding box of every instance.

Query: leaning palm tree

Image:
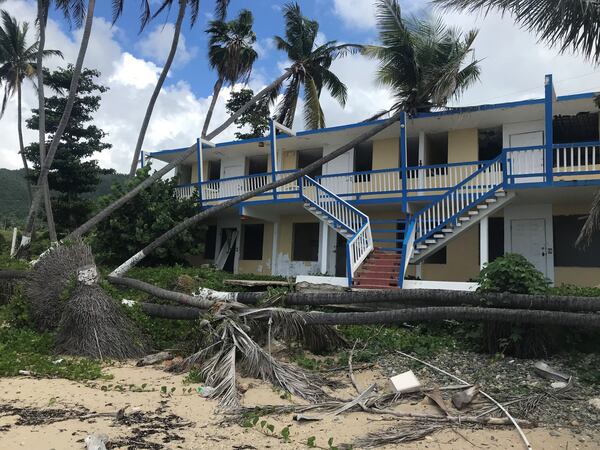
[128,0,232,177]
[201,9,258,139]
[364,0,481,116]
[273,2,358,129]
[0,10,62,202]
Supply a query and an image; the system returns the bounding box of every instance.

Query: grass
[0,306,108,381]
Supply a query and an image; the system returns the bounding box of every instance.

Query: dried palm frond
[576,189,600,248]
[55,283,149,359]
[241,307,346,353]
[202,347,239,409]
[25,240,94,330]
[354,423,445,448]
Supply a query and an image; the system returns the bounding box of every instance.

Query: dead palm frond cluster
[170,309,342,409]
[23,240,148,359]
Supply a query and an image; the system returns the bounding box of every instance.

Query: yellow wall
[281,151,297,171]
[448,128,478,163]
[237,220,274,275]
[372,138,399,170]
[406,226,480,282]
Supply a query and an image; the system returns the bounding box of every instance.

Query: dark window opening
[478,127,503,161]
[178,165,192,185]
[242,224,264,260]
[298,148,323,178]
[553,215,600,267]
[424,247,447,264]
[553,112,599,144]
[204,225,217,259]
[292,222,319,261]
[246,155,268,175]
[425,132,448,177]
[208,160,221,180]
[354,142,373,172]
[488,217,504,262]
[406,136,419,168]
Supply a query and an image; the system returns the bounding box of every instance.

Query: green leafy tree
[91,165,204,266]
[225,88,270,139]
[202,8,258,138]
[23,66,112,234]
[273,2,360,129]
[364,0,481,116]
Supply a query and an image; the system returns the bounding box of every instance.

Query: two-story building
[150,75,600,289]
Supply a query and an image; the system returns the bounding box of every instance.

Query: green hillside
[0,169,127,227]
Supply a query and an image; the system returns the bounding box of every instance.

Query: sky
[1,0,599,174]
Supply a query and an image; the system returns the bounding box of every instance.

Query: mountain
[0,168,128,227]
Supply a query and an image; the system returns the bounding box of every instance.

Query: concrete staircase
[352,247,402,289]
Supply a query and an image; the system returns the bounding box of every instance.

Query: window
[553,112,599,144]
[246,155,268,175]
[297,148,323,178]
[478,127,503,161]
[354,142,373,172]
[426,132,448,166]
[553,215,600,267]
[178,165,192,184]
[424,247,446,264]
[203,225,217,259]
[208,160,221,180]
[241,224,264,260]
[292,222,319,261]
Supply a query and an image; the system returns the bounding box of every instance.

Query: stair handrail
[398,216,416,288]
[301,175,368,233]
[346,220,374,286]
[414,152,505,244]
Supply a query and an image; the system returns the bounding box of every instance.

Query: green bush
[90,165,205,266]
[478,253,549,294]
[549,284,600,297]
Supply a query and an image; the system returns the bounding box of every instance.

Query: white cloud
[109,53,161,89]
[333,0,423,31]
[135,23,198,66]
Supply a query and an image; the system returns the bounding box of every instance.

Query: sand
[0,363,598,449]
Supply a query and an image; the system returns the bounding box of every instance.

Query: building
[150,75,600,290]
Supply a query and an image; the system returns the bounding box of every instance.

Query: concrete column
[480,216,489,269]
[319,222,328,274]
[271,222,279,276]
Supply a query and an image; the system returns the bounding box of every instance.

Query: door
[323,151,352,197]
[222,164,242,198]
[509,131,545,183]
[216,228,237,272]
[335,233,347,278]
[510,218,548,276]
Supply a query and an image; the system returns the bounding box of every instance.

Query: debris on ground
[388,370,421,393]
[136,351,174,367]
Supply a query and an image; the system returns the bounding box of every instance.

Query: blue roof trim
[149,88,598,157]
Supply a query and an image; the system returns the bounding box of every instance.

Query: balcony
[174,141,600,206]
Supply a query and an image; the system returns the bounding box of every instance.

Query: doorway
[217,228,237,272]
[509,131,545,183]
[510,218,548,277]
[335,234,347,278]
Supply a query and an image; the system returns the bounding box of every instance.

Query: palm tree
[273,2,359,129]
[364,0,481,116]
[202,9,258,139]
[0,10,61,202]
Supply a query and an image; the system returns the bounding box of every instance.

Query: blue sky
[1,0,598,172]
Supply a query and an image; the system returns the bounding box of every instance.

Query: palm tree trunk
[282,289,600,312]
[34,1,57,243]
[66,70,292,241]
[16,80,32,203]
[205,70,290,141]
[128,0,187,178]
[15,0,96,257]
[201,77,224,139]
[110,111,401,276]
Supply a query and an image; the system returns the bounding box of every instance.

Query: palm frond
[576,189,600,248]
[435,0,600,64]
[303,76,325,129]
[214,0,230,21]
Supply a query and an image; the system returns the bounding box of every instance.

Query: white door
[510,218,548,277]
[222,164,242,198]
[322,150,352,197]
[509,131,545,183]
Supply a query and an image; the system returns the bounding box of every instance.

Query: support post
[400,111,408,213]
[10,227,17,257]
[269,120,278,200]
[544,74,554,185]
[140,151,144,168]
[319,222,328,275]
[479,216,489,270]
[196,138,203,207]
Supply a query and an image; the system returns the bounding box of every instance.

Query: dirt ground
[0,363,598,450]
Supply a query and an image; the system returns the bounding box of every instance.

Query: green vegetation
[478,253,550,294]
